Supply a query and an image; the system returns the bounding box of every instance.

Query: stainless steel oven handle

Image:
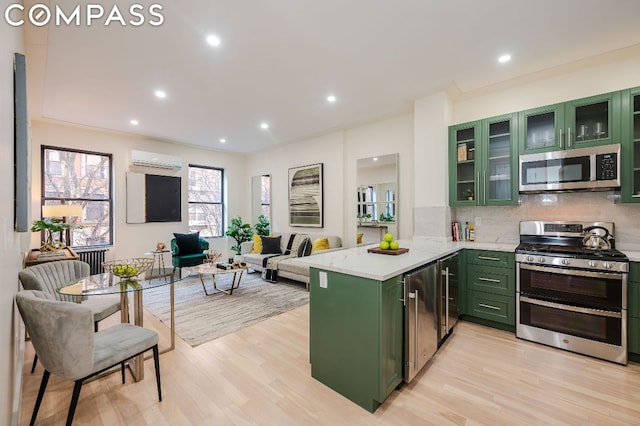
[518,262,623,280]
[519,296,622,318]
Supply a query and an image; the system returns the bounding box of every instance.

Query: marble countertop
[298,238,517,281]
[623,250,640,263]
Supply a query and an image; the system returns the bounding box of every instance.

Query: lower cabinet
[309,268,403,412]
[629,263,639,358]
[464,249,516,330]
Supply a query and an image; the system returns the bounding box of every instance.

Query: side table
[144,249,170,274]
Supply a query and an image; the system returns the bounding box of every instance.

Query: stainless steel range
[515,221,629,365]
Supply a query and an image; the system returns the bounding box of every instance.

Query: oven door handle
[517,263,623,280]
[519,296,622,318]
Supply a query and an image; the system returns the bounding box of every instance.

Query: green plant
[225,216,253,255]
[379,213,394,222]
[463,188,474,199]
[31,218,71,251]
[254,214,270,236]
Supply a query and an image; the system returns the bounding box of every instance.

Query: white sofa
[240,233,342,287]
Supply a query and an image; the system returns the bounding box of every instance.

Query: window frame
[40,145,114,248]
[188,164,225,237]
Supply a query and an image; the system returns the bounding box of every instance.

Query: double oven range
[515,221,629,365]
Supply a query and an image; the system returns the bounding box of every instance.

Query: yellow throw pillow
[357,233,363,244]
[311,237,330,253]
[251,234,262,254]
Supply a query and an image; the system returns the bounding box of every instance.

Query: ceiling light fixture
[373,157,379,162]
[327,94,337,103]
[155,89,167,99]
[498,54,511,63]
[130,119,139,125]
[206,34,221,47]
[260,122,269,130]
[220,138,226,143]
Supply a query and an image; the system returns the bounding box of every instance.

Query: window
[188,165,224,237]
[41,146,113,247]
[260,175,270,220]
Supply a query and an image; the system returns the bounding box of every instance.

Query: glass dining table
[57,267,188,382]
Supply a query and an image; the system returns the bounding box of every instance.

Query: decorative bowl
[103,258,154,278]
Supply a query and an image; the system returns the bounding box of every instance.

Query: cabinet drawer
[467,291,515,326]
[630,262,640,282]
[467,250,514,268]
[468,264,514,296]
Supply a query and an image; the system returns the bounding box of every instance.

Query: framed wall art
[288,163,323,227]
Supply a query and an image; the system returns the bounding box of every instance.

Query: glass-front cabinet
[519,92,620,154]
[621,87,640,203]
[449,122,479,206]
[449,115,518,207]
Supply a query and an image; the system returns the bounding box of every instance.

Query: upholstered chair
[15,290,162,426]
[19,260,121,373]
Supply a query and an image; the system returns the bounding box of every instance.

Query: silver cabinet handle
[401,277,407,306]
[479,303,501,311]
[567,127,571,148]
[477,256,501,261]
[479,277,501,283]
[414,289,418,365]
[445,267,450,333]
[559,128,563,149]
[483,171,487,204]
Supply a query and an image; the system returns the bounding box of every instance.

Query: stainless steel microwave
[519,144,620,192]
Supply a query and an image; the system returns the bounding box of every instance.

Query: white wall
[2,8,26,423]
[30,120,248,260]
[246,114,414,248]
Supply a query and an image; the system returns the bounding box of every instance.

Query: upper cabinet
[621,87,640,203]
[519,92,621,154]
[449,114,518,207]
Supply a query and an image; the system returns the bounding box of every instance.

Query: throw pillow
[357,233,363,244]
[297,237,312,257]
[261,235,282,255]
[251,234,263,254]
[173,232,201,255]
[311,237,330,253]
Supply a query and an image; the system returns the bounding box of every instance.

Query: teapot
[581,226,612,251]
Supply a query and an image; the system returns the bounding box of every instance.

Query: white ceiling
[24,0,640,154]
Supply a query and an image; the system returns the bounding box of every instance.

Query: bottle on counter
[469,223,475,241]
[464,222,470,241]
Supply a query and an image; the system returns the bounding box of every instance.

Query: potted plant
[254,214,270,236]
[225,216,253,257]
[31,218,72,252]
[463,188,474,200]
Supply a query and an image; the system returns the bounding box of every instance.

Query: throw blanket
[262,233,307,282]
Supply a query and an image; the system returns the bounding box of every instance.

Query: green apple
[383,233,394,242]
[379,240,390,250]
[389,241,400,250]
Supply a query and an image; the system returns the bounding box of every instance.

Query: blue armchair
[171,237,209,268]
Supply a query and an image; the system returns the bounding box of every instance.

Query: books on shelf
[457,144,467,162]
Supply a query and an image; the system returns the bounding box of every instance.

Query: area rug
[143,272,309,347]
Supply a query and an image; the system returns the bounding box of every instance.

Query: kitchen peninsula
[300,239,516,412]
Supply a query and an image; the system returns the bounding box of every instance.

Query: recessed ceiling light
[155,90,167,99]
[498,54,511,63]
[206,34,221,47]
[220,138,226,143]
[373,157,379,162]
[327,94,337,103]
[260,122,269,130]
[130,119,139,126]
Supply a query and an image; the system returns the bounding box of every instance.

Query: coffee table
[186,263,247,296]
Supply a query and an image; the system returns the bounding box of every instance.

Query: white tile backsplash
[452,191,640,251]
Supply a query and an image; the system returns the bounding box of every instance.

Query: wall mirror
[356,153,398,243]
[251,175,271,225]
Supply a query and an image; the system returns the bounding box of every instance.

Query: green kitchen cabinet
[519,92,621,154]
[309,268,403,413]
[620,86,640,203]
[629,262,639,357]
[464,249,515,330]
[449,114,518,207]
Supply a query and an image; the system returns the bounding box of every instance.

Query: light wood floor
[19,304,640,425]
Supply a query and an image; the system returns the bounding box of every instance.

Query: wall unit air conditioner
[130,150,182,170]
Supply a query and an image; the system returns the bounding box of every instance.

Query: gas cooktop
[515,242,629,262]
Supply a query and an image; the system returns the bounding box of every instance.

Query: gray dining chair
[19,260,121,373]
[15,290,162,426]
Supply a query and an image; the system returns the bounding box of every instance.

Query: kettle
[581,226,612,251]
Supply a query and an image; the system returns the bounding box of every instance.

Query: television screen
[145,174,181,222]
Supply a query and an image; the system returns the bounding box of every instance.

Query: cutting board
[367,247,410,255]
